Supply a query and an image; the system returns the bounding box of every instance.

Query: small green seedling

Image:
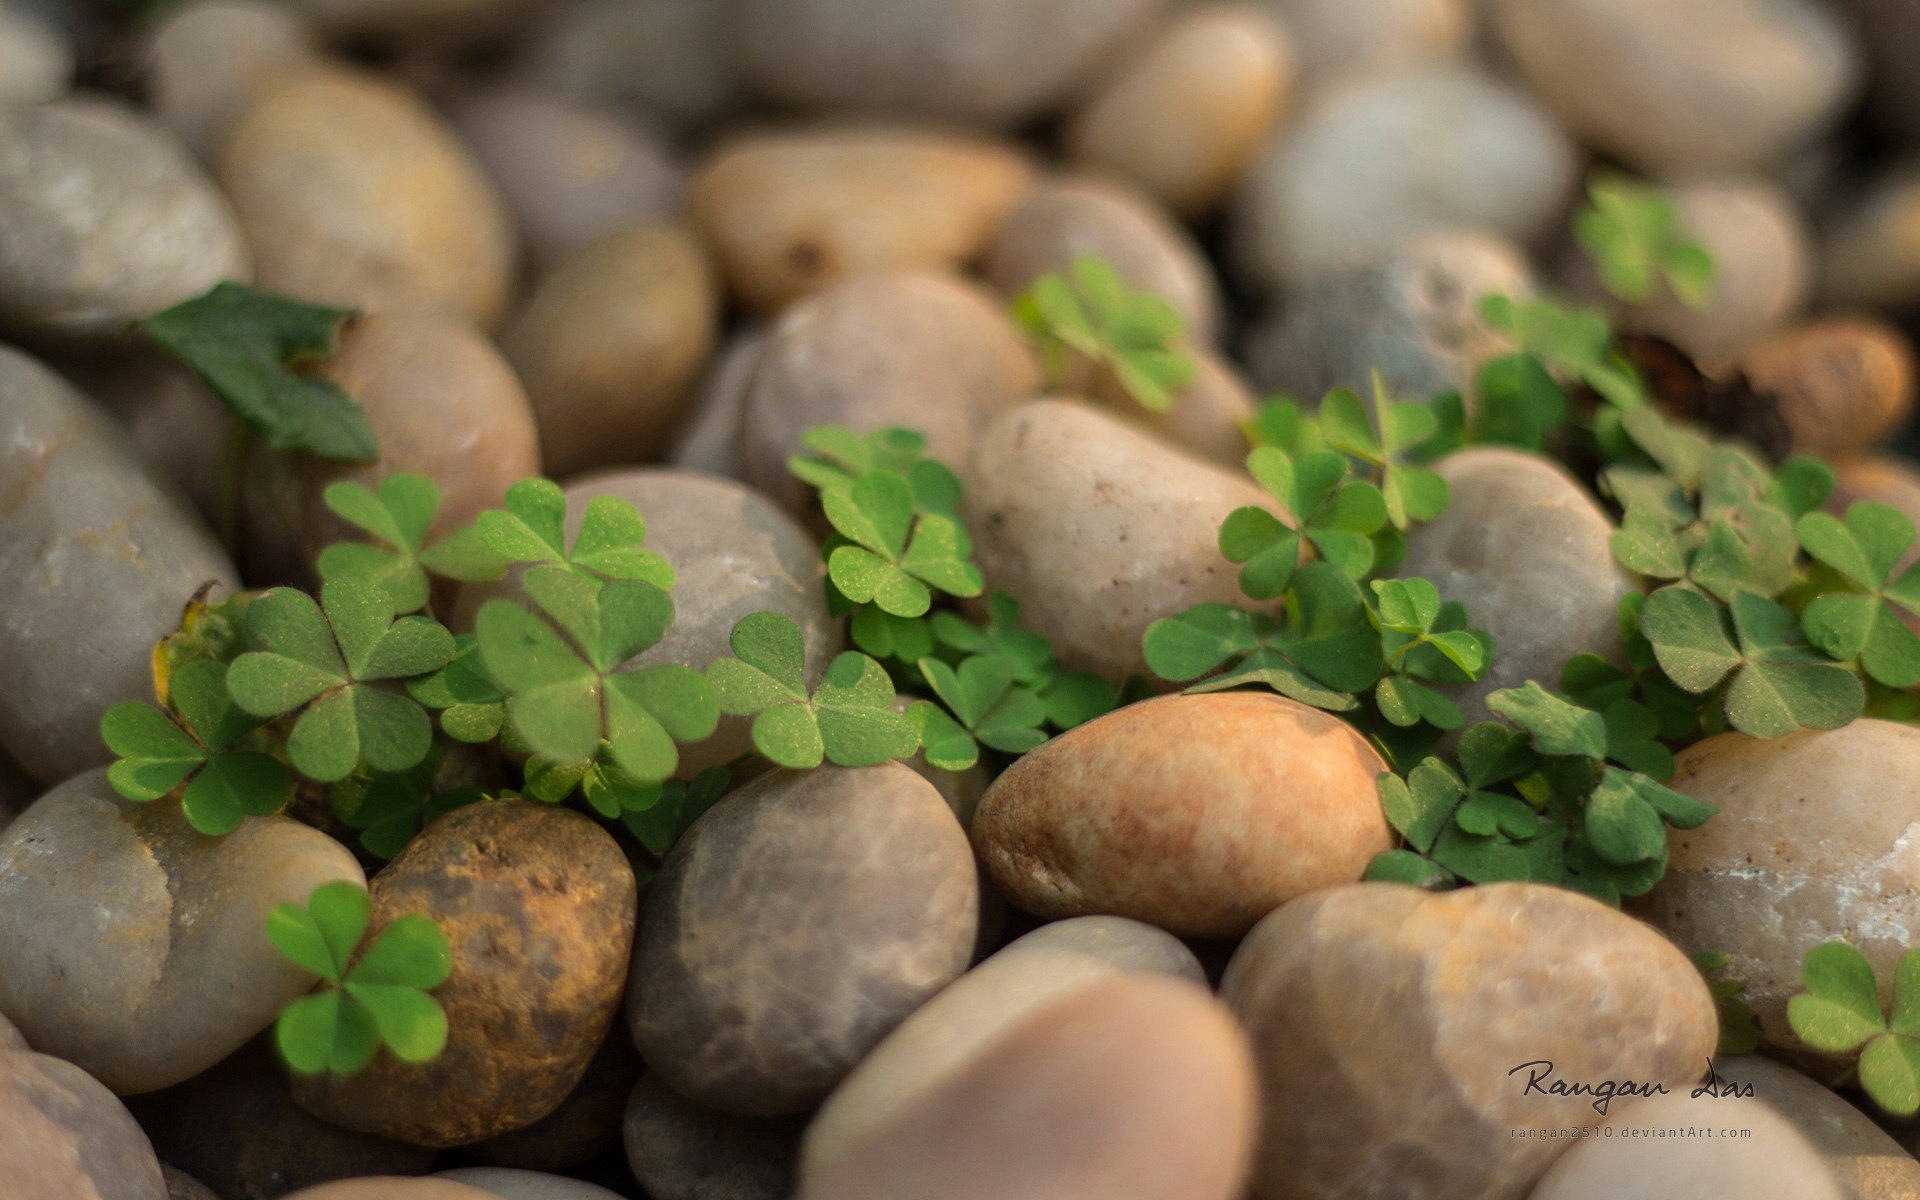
[1574,174,1715,308]
[1371,578,1491,730]
[100,659,291,835]
[316,475,507,614]
[910,655,1049,771]
[788,427,963,515]
[1788,942,1920,1117]
[707,611,917,769]
[822,471,983,618]
[1013,256,1195,412]
[269,880,452,1076]
[1222,446,1386,596]
[139,282,376,462]
[476,479,675,587]
[1319,378,1450,530]
[1796,502,1920,687]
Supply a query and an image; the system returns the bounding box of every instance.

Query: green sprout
[476,479,675,587]
[706,612,918,769]
[788,427,963,515]
[1796,502,1920,688]
[1221,446,1386,597]
[225,581,456,783]
[822,471,982,618]
[1371,578,1491,731]
[1788,942,1920,1118]
[1013,256,1195,413]
[315,475,508,615]
[270,880,452,1076]
[99,659,292,835]
[910,656,1049,771]
[1575,174,1715,308]
[139,282,376,462]
[1318,378,1450,530]
[1694,951,1762,1057]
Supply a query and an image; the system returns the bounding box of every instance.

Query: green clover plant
[1575,174,1715,308]
[707,611,918,769]
[1796,502,1920,687]
[100,659,292,835]
[1013,256,1195,412]
[1694,951,1762,1057]
[315,475,507,614]
[1788,942,1920,1118]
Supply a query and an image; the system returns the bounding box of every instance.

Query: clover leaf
[138,282,376,462]
[1558,655,1675,779]
[849,607,937,666]
[1479,293,1644,412]
[930,593,1055,684]
[475,569,717,779]
[1574,174,1714,308]
[1223,447,1385,596]
[622,766,731,859]
[1789,942,1920,1118]
[1245,398,1327,457]
[405,634,504,743]
[316,475,509,614]
[1796,502,1920,687]
[1487,682,1608,760]
[1013,256,1195,412]
[226,581,456,783]
[788,426,963,516]
[912,655,1049,770]
[707,612,918,769]
[823,471,983,617]
[1036,671,1123,731]
[1372,578,1491,730]
[475,479,674,587]
[100,659,292,835]
[1694,951,1762,1057]
[329,751,481,860]
[1318,377,1450,529]
[270,880,452,1076]
[1142,563,1382,709]
[1639,586,1865,738]
[1471,353,1568,452]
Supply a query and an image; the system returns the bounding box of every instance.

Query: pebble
[624,1074,806,1200]
[1610,179,1809,367]
[0,1049,168,1200]
[738,272,1040,513]
[218,68,516,329]
[628,763,979,1115]
[1222,882,1719,1200]
[448,85,682,272]
[503,222,716,476]
[668,327,764,479]
[514,0,740,130]
[286,0,541,41]
[1636,720,1920,1051]
[1232,68,1576,293]
[1819,163,1920,310]
[128,1042,435,1198]
[1264,0,1470,90]
[965,399,1278,679]
[983,175,1222,345]
[1101,350,1257,466]
[803,915,1203,1175]
[1064,5,1294,215]
[1530,1093,1841,1200]
[434,1168,626,1200]
[0,97,249,339]
[1834,0,1920,144]
[242,309,540,587]
[691,127,1033,313]
[1737,317,1915,460]
[295,800,637,1147]
[280,1183,498,1200]
[467,1027,640,1172]
[62,351,231,524]
[1492,0,1859,176]
[797,973,1258,1200]
[728,0,1169,127]
[0,1009,22,1051]
[162,1165,219,1200]
[1247,230,1533,402]
[1396,447,1637,726]
[0,770,364,1094]
[1711,1056,1920,1200]
[975,693,1391,937]
[0,3,70,103]
[0,348,237,782]
[140,0,320,158]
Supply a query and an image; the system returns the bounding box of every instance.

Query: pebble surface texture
[1396,447,1637,727]
[0,96,249,337]
[0,1049,170,1200]
[1637,721,1920,1050]
[797,973,1259,1200]
[0,771,363,1095]
[628,763,979,1116]
[279,1183,499,1200]
[965,399,1279,680]
[1738,317,1916,460]
[1529,1093,1842,1200]
[0,347,237,783]
[624,1074,805,1200]
[295,800,637,1147]
[1222,883,1719,1200]
[973,693,1392,938]
[1710,1056,1920,1200]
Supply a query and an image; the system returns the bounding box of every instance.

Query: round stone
[624,1074,805,1200]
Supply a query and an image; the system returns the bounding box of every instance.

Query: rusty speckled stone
[973,692,1391,938]
[295,800,637,1148]
[1222,883,1718,1200]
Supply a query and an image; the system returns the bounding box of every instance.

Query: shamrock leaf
[1574,174,1714,308]
[475,480,675,587]
[1797,502,1920,687]
[1639,587,1864,739]
[1693,951,1762,1057]
[1487,682,1608,760]
[622,766,731,859]
[330,751,482,861]
[405,634,504,743]
[475,570,718,779]
[823,472,983,617]
[1245,398,1327,457]
[138,282,375,462]
[849,607,936,666]
[1479,293,1644,411]
[1224,447,1385,596]
[1363,848,1456,889]
[1036,671,1122,731]
[1584,766,1712,866]
[707,612,918,769]
[100,659,292,836]
[788,426,963,516]
[916,655,1049,767]
[226,582,456,783]
[929,593,1055,684]
[269,880,452,1075]
[1013,256,1196,412]
[1372,578,1491,730]
[317,475,510,614]
[1787,943,1920,1119]
[1471,353,1568,452]
[1318,378,1449,529]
